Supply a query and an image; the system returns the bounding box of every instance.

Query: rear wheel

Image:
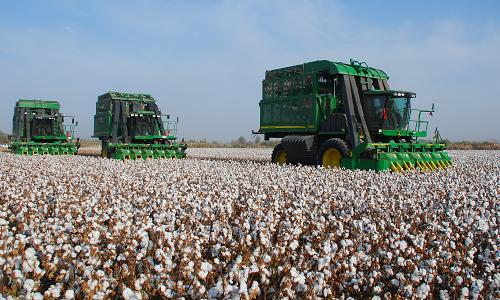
[101,140,110,158]
[272,144,288,165]
[318,138,349,168]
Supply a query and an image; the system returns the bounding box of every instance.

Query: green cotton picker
[92,92,187,160]
[9,99,79,155]
[255,59,452,172]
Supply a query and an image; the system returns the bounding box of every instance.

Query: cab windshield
[32,118,57,136]
[364,95,410,131]
[130,115,159,136]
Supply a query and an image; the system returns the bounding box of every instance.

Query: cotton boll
[64,290,75,300]
[23,279,35,292]
[198,262,213,280]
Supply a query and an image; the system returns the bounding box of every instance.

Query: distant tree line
[185,137,499,150]
[186,136,279,148]
[444,140,500,150]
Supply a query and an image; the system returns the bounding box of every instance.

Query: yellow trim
[275,150,288,165]
[260,125,307,129]
[322,148,342,168]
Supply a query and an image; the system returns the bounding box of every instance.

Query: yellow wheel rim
[322,148,342,168]
[275,149,288,165]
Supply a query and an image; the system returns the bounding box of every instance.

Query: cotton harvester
[255,59,452,171]
[9,99,79,155]
[92,91,187,160]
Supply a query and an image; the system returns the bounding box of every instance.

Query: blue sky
[1,0,499,141]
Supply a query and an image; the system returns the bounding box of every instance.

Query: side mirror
[76,121,79,126]
[72,118,75,124]
[431,103,435,111]
[166,115,170,119]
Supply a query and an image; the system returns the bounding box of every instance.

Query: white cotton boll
[460,287,469,297]
[224,284,239,298]
[24,279,35,292]
[323,287,332,297]
[89,230,100,245]
[250,264,258,273]
[198,285,207,295]
[165,289,175,298]
[30,293,43,300]
[263,254,271,263]
[293,272,306,286]
[14,269,23,279]
[239,279,248,295]
[456,276,463,285]
[415,283,430,299]
[403,285,413,297]
[390,279,399,287]
[208,283,223,299]
[198,261,213,280]
[23,260,34,273]
[290,240,299,250]
[396,257,405,266]
[465,238,473,247]
[187,261,194,271]
[154,264,163,273]
[46,245,55,254]
[439,290,450,300]
[123,288,138,300]
[25,247,36,259]
[471,279,484,299]
[492,273,500,288]
[46,284,61,298]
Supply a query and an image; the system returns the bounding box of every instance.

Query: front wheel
[271,144,288,165]
[318,138,349,168]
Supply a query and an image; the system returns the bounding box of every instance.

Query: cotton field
[186,148,271,162]
[0,150,498,299]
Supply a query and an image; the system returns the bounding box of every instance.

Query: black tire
[101,140,110,158]
[271,143,288,165]
[317,138,349,167]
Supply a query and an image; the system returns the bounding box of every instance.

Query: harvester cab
[93,92,187,160]
[363,90,414,140]
[257,59,452,171]
[9,99,80,155]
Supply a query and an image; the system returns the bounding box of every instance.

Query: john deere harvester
[9,99,79,155]
[256,59,452,171]
[93,92,187,160]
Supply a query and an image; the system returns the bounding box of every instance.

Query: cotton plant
[0,150,498,298]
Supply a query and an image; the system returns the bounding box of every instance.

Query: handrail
[408,104,434,140]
